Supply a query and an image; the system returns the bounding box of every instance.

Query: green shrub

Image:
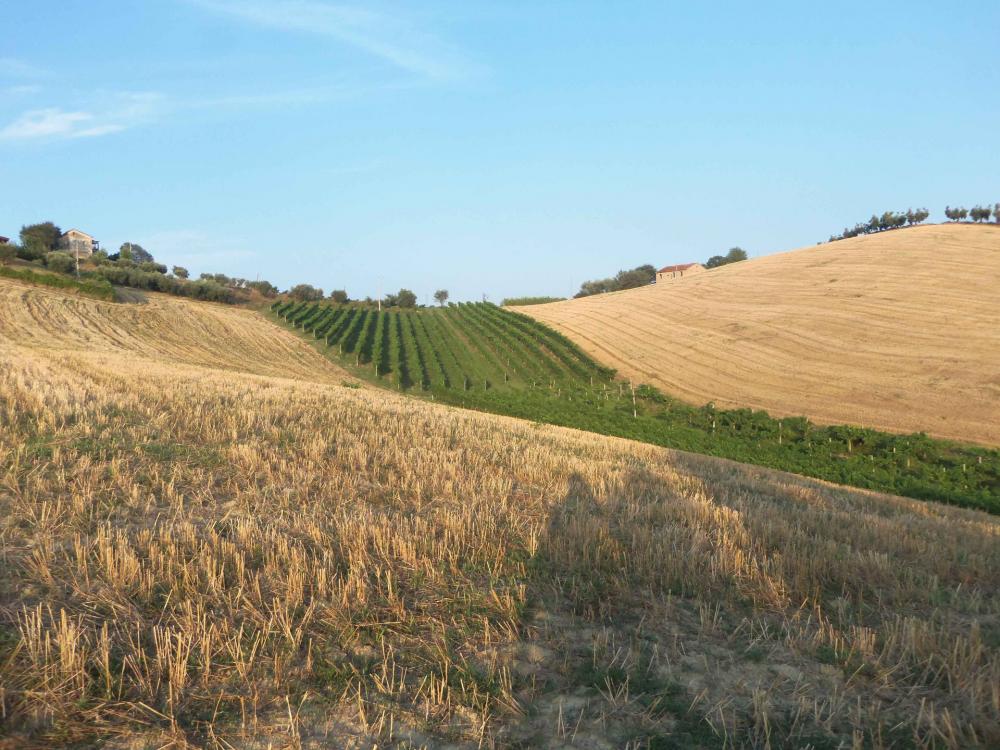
[44,251,76,274]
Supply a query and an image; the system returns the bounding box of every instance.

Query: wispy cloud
[2,84,42,97]
[0,57,45,79]
[188,0,471,80]
[0,92,163,142]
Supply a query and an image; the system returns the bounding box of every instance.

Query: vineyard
[272,300,1000,513]
[271,299,613,393]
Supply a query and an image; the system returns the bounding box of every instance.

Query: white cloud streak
[188,0,470,80]
[0,92,164,142]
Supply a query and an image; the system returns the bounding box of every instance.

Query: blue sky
[2,1,998,302]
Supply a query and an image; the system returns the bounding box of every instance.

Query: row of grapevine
[452,303,543,385]
[483,303,609,381]
[270,301,615,395]
[460,303,568,384]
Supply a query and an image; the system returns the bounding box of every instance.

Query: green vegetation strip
[272,300,1000,514]
[0,265,116,301]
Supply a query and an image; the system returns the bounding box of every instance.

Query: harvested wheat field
[1,279,998,748]
[521,223,1000,446]
[0,279,346,383]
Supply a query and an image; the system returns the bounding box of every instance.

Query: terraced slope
[0,278,345,382]
[1,283,997,748]
[521,223,1000,445]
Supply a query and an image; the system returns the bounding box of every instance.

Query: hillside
[0,278,345,383]
[2,276,997,748]
[521,224,1000,446]
[271,299,1000,512]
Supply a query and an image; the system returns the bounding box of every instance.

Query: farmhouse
[59,229,99,259]
[657,262,704,282]
[0,236,9,245]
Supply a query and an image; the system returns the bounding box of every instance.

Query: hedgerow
[0,265,115,301]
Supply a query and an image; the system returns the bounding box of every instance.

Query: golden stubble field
[521,223,1000,446]
[0,281,347,383]
[1,278,998,748]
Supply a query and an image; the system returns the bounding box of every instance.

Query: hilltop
[2,276,997,747]
[521,223,1000,446]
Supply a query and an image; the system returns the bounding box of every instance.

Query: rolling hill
[520,223,1000,446]
[0,279,345,383]
[2,276,997,747]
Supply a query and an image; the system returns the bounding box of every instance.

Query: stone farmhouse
[59,229,99,259]
[656,262,704,282]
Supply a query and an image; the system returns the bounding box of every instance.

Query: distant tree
[91,250,110,264]
[705,247,747,269]
[383,292,399,307]
[329,289,349,304]
[288,283,324,301]
[19,222,61,260]
[944,206,968,221]
[248,280,279,297]
[120,243,153,263]
[44,251,76,274]
[396,288,418,308]
[138,261,168,275]
[969,205,991,223]
[0,244,17,265]
[574,263,656,297]
[614,264,657,290]
[994,203,1000,223]
[172,266,189,279]
[434,289,449,306]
